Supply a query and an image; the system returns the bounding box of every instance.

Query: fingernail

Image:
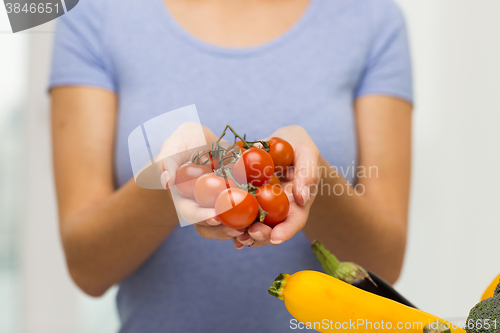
[160,171,170,189]
[227,229,243,237]
[237,236,252,245]
[301,185,310,206]
[270,239,283,245]
[252,231,265,241]
[236,244,244,250]
[206,218,221,226]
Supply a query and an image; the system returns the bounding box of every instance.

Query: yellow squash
[481,273,500,301]
[269,271,465,333]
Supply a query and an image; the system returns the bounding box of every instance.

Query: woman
[50,0,412,331]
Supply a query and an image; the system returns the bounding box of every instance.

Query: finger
[200,124,220,144]
[160,154,185,189]
[281,182,294,197]
[170,193,217,224]
[160,170,170,190]
[236,231,254,246]
[269,210,307,245]
[156,123,218,187]
[194,217,221,227]
[205,217,221,226]
[233,238,245,250]
[155,152,185,191]
[194,224,232,241]
[195,224,245,241]
[225,227,247,238]
[275,166,295,182]
[292,146,320,206]
[247,223,272,243]
[244,223,273,247]
[158,123,215,162]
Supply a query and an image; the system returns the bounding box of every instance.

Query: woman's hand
[157,122,245,241]
[233,125,321,249]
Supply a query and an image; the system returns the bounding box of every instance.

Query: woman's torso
[93,0,390,331]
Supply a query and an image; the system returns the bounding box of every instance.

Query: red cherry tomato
[194,173,237,208]
[175,163,212,198]
[267,137,294,171]
[232,148,274,187]
[266,174,281,187]
[256,185,289,227]
[215,188,259,228]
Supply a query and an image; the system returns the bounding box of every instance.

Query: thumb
[157,141,198,190]
[269,210,307,245]
[158,152,185,190]
[292,146,320,206]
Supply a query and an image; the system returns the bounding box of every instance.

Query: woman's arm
[51,86,180,297]
[52,87,248,296]
[304,95,412,284]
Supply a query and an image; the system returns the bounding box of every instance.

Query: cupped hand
[156,122,244,241]
[233,125,322,249]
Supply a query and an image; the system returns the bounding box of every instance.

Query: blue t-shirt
[49,0,412,331]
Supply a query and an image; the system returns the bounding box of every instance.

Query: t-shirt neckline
[153,0,321,57]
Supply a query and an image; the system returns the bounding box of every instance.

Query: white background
[396,0,500,319]
[1,0,500,331]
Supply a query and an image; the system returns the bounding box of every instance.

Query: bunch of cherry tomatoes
[174,125,295,229]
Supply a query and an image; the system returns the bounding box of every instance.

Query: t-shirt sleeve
[49,0,116,92]
[355,0,413,103]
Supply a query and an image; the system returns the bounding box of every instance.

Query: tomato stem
[194,125,271,172]
[191,150,212,165]
[258,204,269,222]
[217,125,271,151]
[216,166,245,189]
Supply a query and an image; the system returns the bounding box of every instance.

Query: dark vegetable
[311,240,417,309]
[466,280,500,333]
